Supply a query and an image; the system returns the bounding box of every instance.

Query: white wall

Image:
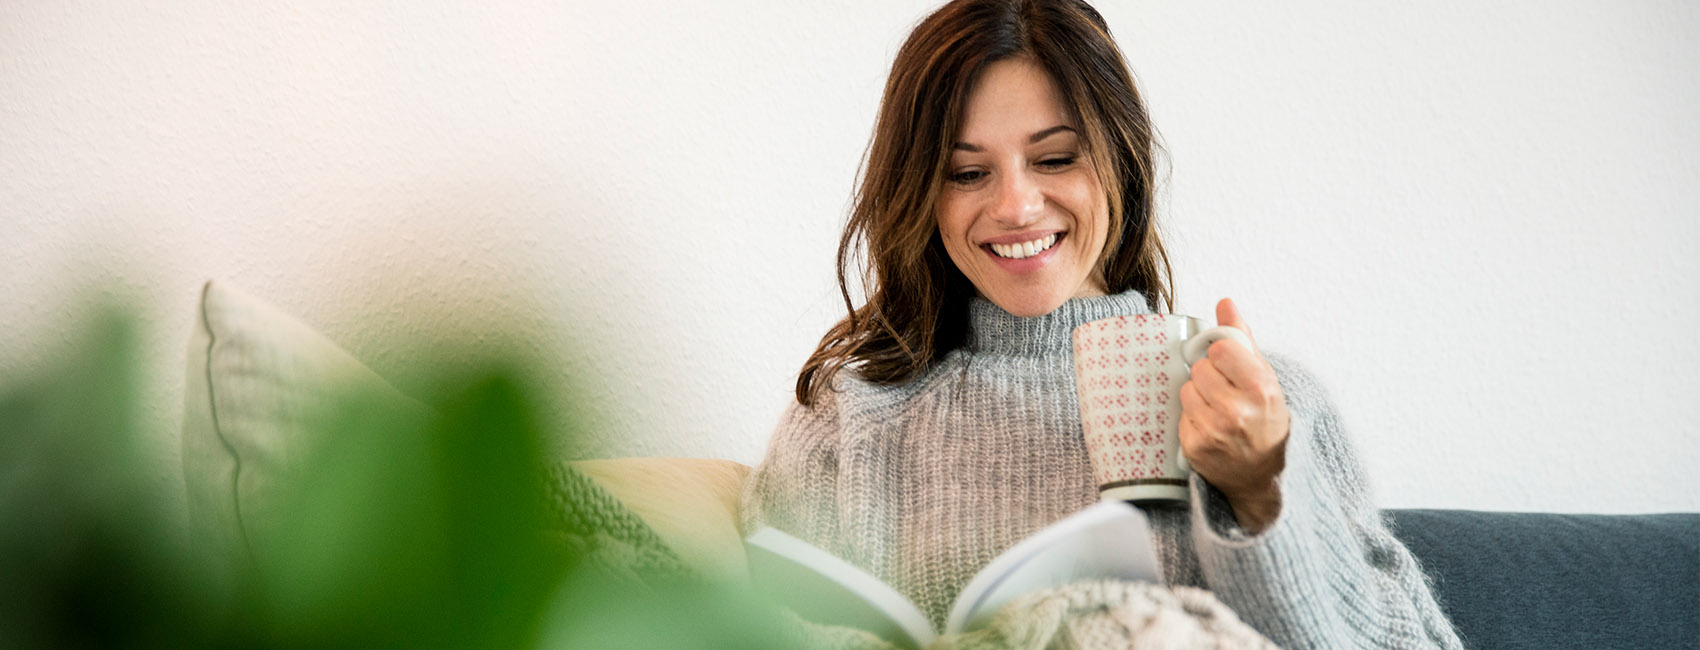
[3,0,1695,517]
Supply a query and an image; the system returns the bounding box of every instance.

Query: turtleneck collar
[965,289,1155,357]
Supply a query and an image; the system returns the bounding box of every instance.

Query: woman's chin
[985,290,1072,318]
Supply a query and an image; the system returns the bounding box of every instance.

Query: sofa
[181,280,1699,649]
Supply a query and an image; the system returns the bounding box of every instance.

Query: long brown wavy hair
[796,0,1173,406]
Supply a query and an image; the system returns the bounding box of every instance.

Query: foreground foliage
[0,309,787,649]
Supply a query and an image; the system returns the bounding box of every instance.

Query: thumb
[1216,297,1257,347]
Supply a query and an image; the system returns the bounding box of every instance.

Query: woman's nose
[992,169,1044,226]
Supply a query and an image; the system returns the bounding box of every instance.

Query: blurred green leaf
[0,309,215,649]
[0,300,790,649]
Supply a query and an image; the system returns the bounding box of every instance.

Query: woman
[741,1,1462,648]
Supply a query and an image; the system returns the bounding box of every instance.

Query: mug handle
[1175,326,1254,473]
[1181,326,1252,366]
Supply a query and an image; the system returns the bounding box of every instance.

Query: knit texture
[544,462,690,581]
[741,291,1464,649]
[935,581,1276,650]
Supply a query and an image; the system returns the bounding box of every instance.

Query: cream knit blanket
[938,580,1278,650]
[780,579,1278,650]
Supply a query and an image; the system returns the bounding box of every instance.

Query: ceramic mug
[1071,314,1253,505]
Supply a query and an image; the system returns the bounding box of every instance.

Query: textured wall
[3,0,1695,519]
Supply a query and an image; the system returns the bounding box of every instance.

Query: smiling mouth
[984,233,1061,260]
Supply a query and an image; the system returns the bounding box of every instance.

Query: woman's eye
[1037,156,1077,170]
[948,170,987,184]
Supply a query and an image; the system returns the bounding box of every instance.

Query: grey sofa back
[1385,509,1699,650]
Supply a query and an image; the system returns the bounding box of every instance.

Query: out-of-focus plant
[0,305,789,649]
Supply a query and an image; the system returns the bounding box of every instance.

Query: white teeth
[989,234,1060,259]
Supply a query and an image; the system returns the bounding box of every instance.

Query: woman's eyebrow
[1028,125,1076,143]
[952,125,1077,152]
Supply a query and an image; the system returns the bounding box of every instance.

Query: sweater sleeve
[741,392,911,650]
[1188,354,1464,650]
[739,389,846,554]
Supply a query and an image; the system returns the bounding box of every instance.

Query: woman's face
[935,58,1110,318]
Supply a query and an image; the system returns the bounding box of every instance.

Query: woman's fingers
[1178,299,1292,522]
[1204,339,1264,389]
[1216,298,1257,348]
[1179,378,1229,438]
[1187,355,1226,402]
[1177,382,1218,457]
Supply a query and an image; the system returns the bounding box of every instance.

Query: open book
[744,500,1163,648]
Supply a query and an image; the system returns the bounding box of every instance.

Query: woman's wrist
[1224,481,1282,535]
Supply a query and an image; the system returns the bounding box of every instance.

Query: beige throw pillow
[180,280,751,581]
[181,280,426,570]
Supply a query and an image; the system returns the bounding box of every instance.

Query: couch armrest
[571,458,752,585]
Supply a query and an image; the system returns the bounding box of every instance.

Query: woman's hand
[1178,298,1291,534]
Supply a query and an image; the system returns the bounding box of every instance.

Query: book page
[945,500,1163,635]
[745,527,937,648]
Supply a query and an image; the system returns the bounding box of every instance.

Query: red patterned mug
[1071,315,1252,505]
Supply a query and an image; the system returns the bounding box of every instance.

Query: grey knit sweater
[740,291,1464,649]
